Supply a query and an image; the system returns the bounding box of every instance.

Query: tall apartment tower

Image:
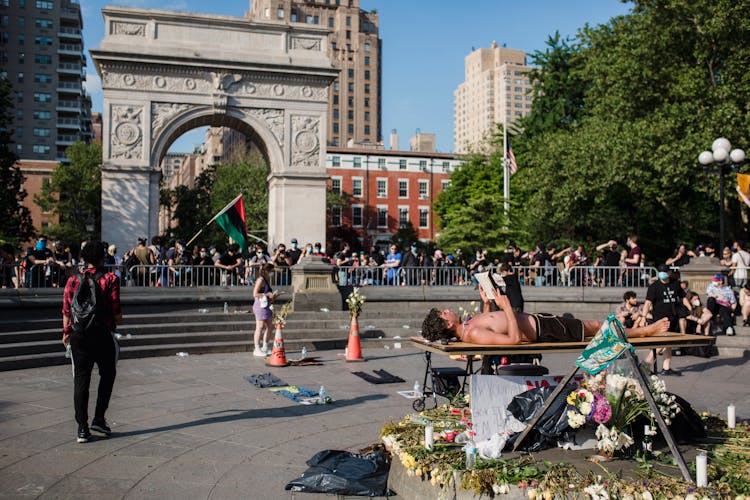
[1,0,92,162]
[248,0,381,147]
[454,42,532,154]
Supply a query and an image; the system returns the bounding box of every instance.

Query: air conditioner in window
[418,194,428,200]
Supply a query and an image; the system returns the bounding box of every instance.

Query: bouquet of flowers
[272,302,292,327]
[346,287,366,318]
[566,369,680,455]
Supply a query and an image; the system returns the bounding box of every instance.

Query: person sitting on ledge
[421,288,670,345]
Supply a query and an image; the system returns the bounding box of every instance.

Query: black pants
[70,332,118,427]
[706,297,734,332]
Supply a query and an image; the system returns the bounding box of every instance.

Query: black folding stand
[511,321,693,483]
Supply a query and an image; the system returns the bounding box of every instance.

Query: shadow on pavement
[113,393,388,438]
[677,356,749,373]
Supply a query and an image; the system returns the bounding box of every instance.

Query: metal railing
[0,263,657,290]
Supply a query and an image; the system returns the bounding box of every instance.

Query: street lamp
[698,138,746,252]
[84,214,95,238]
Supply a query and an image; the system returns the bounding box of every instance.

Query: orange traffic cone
[266,325,289,367]
[345,315,365,362]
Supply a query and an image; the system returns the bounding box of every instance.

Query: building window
[328,17,334,27]
[34,36,52,45]
[33,110,51,119]
[331,41,337,50]
[32,144,50,154]
[16,91,23,103]
[347,123,353,134]
[16,110,22,120]
[364,97,369,107]
[398,179,408,198]
[333,81,339,91]
[333,95,338,104]
[364,56,370,66]
[346,15,351,26]
[364,125,370,135]
[418,180,429,199]
[353,156,361,168]
[15,127,22,137]
[364,83,370,94]
[33,127,50,136]
[419,208,429,229]
[33,92,51,102]
[419,160,427,169]
[17,72,23,82]
[377,158,385,169]
[277,8,284,18]
[364,42,371,52]
[35,0,53,8]
[347,109,354,120]
[348,96,353,107]
[352,204,363,227]
[330,177,342,195]
[346,30,351,40]
[364,70,370,80]
[398,207,409,227]
[377,206,387,227]
[376,178,387,198]
[441,179,450,191]
[333,123,339,133]
[352,177,362,197]
[331,205,341,226]
[333,108,339,119]
[33,73,51,83]
[331,155,340,167]
[34,54,51,64]
[347,68,354,78]
[17,51,23,63]
[348,82,354,92]
[399,159,406,170]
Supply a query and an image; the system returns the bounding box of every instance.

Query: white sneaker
[261,342,269,353]
[253,347,266,357]
[726,327,735,336]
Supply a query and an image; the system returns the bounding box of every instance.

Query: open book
[475,271,506,300]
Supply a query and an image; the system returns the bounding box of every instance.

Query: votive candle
[727,404,736,429]
[425,424,434,451]
[696,452,707,488]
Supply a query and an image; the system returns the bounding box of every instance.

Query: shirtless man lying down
[421,288,670,345]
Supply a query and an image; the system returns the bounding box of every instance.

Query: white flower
[567,410,586,428]
[579,402,593,416]
[584,483,610,500]
[493,483,510,495]
[606,374,629,396]
[640,491,653,500]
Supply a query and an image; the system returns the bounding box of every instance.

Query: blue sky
[82,0,632,154]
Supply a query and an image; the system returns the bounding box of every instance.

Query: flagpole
[184,193,244,249]
[503,116,510,216]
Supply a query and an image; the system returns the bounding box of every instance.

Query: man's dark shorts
[533,313,585,343]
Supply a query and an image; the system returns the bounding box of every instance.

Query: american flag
[506,141,518,175]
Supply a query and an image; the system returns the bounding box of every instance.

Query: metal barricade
[512,265,656,288]
[345,265,471,287]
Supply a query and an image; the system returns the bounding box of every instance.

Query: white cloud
[84,72,102,95]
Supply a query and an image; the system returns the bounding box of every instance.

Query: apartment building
[454,42,532,154]
[248,0,381,147]
[326,147,463,244]
[1,0,93,233]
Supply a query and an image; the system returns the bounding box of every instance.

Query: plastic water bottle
[223,302,229,314]
[65,344,72,359]
[318,385,328,404]
[300,346,307,360]
[413,380,421,397]
[464,438,477,469]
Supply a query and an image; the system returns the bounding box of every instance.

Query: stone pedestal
[677,256,729,293]
[291,255,341,311]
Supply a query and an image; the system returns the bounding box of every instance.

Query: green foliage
[35,141,102,245]
[392,221,419,250]
[441,0,750,260]
[0,76,34,244]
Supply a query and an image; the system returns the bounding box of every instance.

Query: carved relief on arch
[290,36,321,51]
[244,108,284,150]
[111,105,143,160]
[151,102,191,140]
[111,21,146,36]
[291,115,320,168]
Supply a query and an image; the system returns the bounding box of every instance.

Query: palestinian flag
[211,194,249,257]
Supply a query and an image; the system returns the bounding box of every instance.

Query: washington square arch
[91,7,337,253]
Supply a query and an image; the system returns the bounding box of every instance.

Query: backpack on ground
[70,271,106,336]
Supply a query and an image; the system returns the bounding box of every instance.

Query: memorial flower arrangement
[566,370,681,455]
[346,287,366,318]
[272,302,292,327]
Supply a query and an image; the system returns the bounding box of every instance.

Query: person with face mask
[25,236,53,287]
[684,291,711,336]
[641,264,686,375]
[286,238,302,265]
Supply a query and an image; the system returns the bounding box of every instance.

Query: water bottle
[223,302,229,314]
[464,438,477,469]
[318,385,328,404]
[65,344,72,359]
[300,346,307,360]
[413,380,421,397]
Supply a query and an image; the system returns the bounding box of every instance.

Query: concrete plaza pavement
[0,346,747,500]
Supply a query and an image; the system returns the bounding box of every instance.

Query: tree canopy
[438,0,750,261]
[0,76,34,244]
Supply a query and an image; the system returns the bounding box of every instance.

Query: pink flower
[592,393,612,424]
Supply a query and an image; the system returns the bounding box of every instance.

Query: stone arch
[91,6,337,254]
[150,105,284,176]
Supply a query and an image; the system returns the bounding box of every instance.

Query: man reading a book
[421,288,670,345]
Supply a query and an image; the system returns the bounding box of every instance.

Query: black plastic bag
[505,384,575,452]
[285,448,390,496]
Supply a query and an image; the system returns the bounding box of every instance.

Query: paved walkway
[0,347,747,499]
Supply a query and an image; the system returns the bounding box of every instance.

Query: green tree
[0,76,34,244]
[35,141,102,245]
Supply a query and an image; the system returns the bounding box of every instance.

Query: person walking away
[62,240,122,443]
[641,264,685,375]
[731,240,750,288]
[252,263,276,357]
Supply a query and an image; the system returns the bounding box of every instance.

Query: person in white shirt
[730,240,750,288]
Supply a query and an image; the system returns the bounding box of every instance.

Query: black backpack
[70,271,105,336]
